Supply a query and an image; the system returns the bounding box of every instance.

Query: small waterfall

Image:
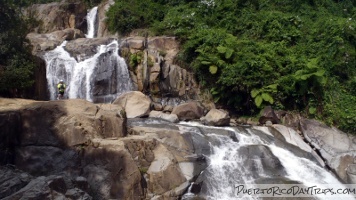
[85,6,98,38]
[43,40,134,102]
[178,122,353,200]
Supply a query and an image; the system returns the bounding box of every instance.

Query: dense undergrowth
[106,0,355,133]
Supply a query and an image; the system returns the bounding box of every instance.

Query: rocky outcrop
[64,37,115,60]
[300,119,356,183]
[0,98,137,199]
[120,36,203,105]
[27,28,85,54]
[97,0,117,38]
[126,122,210,199]
[24,1,87,34]
[113,91,152,118]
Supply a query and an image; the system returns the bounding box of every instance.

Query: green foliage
[129,51,143,69]
[323,87,356,133]
[251,84,277,108]
[0,1,36,93]
[106,0,165,35]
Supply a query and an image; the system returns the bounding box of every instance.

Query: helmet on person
[60,79,64,83]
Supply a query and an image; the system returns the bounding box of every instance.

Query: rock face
[0,98,136,199]
[300,119,356,183]
[24,1,87,34]
[27,28,85,54]
[120,36,204,106]
[97,0,117,38]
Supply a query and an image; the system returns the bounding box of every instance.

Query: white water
[179,122,353,200]
[85,6,98,38]
[43,40,134,102]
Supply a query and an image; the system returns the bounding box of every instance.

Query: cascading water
[43,40,134,102]
[178,122,354,200]
[43,5,134,103]
[85,6,98,38]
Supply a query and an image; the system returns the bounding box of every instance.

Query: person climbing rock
[57,80,66,100]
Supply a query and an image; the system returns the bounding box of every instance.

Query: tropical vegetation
[107,0,355,132]
[0,0,354,133]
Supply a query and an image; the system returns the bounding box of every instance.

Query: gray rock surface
[300,119,356,183]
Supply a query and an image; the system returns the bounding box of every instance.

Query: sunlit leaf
[261,93,274,104]
[255,95,263,107]
[209,65,218,74]
[217,46,227,54]
[251,89,260,98]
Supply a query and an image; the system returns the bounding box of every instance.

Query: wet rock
[238,145,287,178]
[64,38,115,60]
[300,119,356,183]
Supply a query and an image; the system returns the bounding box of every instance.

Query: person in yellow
[57,80,66,100]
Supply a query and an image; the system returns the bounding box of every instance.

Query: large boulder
[113,91,152,118]
[146,144,186,195]
[300,119,356,183]
[259,106,280,125]
[200,109,230,126]
[172,101,205,121]
[126,122,209,198]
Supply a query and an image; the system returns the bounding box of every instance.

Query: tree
[0,0,36,95]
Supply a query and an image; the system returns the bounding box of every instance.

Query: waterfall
[178,122,354,200]
[43,40,134,102]
[85,6,98,38]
